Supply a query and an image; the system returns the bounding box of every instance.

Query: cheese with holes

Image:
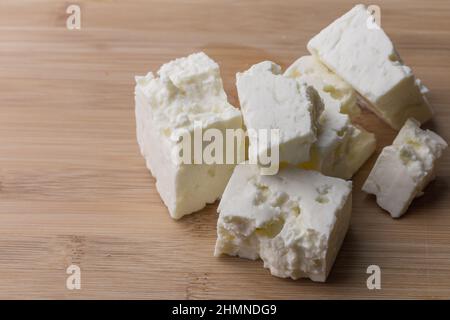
[215,164,352,282]
[285,56,376,179]
[362,118,447,218]
[284,55,359,117]
[307,4,433,130]
[236,61,322,165]
[135,52,243,219]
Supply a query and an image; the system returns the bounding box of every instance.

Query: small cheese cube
[285,56,376,179]
[307,4,433,130]
[332,125,377,179]
[215,163,352,282]
[363,119,448,218]
[236,61,322,165]
[135,52,243,219]
[285,55,360,117]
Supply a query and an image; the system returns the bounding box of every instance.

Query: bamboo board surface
[0,0,449,299]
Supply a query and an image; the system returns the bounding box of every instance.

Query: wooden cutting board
[0,0,449,299]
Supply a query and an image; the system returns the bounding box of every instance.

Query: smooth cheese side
[236,61,322,165]
[215,164,352,282]
[285,56,376,179]
[135,52,243,219]
[362,118,448,218]
[307,4,433,130]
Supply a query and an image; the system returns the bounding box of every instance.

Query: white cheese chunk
[135,52,243,219]
[307,4,433,130]
[332,125,376,179]
[297,107,352,178]
[236,61,322,165]
[285,56,376,179]
[302,120,376,180]
[284,55,360,117]
[215,163,352,282]
[362,118,447,218]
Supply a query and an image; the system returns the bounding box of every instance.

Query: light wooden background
[0,0,449,299]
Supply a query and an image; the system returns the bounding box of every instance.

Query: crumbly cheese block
[135,52,243,219]
[362,118,447,218]
[332,125,376,179]
[284,55,360,117]
[307,4,433,130]
[285,56,376,179]
[215,164,352,282]
[304,120,376,180]
[236,61,322,165]
[298,107,352,178]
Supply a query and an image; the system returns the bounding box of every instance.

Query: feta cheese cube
[307,4,433,130]
[135,52,243,219]
[285,56,376,179]
[362,118,448,218]
[284,55,360,117]
[215,163,352,282]
[236,61,322,165]
[332,125,377,179]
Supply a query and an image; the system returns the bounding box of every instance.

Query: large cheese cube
[363,119,447,218]
[135,52,243,219]
[215,164,352,282]
[285,56,376,179]
[236,61,322,165]
[307,4,433,130]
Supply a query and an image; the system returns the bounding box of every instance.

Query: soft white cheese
[135,52,243,219]
[297,107,352,178]
[285,56,376,179]
[362,118,448,218]
[236,61,322,165]
[215,163,352,282]
[332,124,377,179]
[307,4,433,130]
[284,55,360,117]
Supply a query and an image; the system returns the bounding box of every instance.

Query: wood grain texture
[0,0,449,299]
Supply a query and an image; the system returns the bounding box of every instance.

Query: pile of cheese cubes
[135,5,447,282]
